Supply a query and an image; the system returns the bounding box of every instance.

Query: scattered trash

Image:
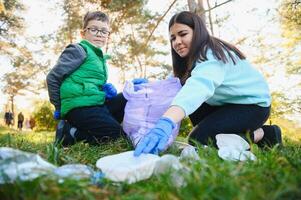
[179,145,200,162]
[96,145,201,186]
[0,147,103,184]
[0,147,56,184]
[96,151,160,183]
[1,134,257,186]
[54,164,94,180]
[90,171,105,186]
[216,134,256,161]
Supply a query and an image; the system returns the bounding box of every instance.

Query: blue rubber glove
[102,83,117,99]
[134,117,175,156]
[53,110,61,120]
[132,78,148,85]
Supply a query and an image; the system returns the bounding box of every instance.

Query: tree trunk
[206,0,214,35]
[10,95,15,125]
[187,0,206,23]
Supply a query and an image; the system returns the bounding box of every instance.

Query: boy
[47,11,127,146]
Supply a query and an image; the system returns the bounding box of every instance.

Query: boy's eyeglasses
[85,28,110,37]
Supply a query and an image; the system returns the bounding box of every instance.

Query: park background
[0,0,301,135]
[0,0,301,199]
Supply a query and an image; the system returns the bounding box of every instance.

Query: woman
[134,11,282,156]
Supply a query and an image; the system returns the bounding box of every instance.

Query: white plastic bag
[54,164,94,180]
[0,147,56,183]
[0,147,99,184]
[216,134,256,161]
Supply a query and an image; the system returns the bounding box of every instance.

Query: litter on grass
[0,147,98,184]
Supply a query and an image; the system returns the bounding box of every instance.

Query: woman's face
[169,23,193,58]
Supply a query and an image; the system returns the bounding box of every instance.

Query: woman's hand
[134,117,175,156]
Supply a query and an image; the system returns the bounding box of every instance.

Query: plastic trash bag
[54,164,94,180]
[216,134,256,161]
[0,147,56,183]
[122,78,182,148]
[180,145,200,162]
[0,147,102,184]
[153,154,187,188]
[153,154,182,175]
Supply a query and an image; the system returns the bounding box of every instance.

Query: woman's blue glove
[102,83,117,99]
[53,110,61,120]
[134,117,175,156]
[132,78,148,85]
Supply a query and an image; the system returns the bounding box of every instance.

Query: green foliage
[0,125,301,199]
[0,0,25,43]
[178,117,193,138]
[270,91,294,119]
[279,0,301,74]
[279,0,301,47]
[32,101,56,131]
[51,0,170,82]
[0,127,301,200]
[54,0,84,50]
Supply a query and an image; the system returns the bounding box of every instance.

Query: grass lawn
[0,125,301,200]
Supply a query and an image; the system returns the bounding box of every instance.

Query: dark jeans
[65,93,127,144]
[188,103,270,146]
[17,121,23,129]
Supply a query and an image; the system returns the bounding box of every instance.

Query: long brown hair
[169,11,246,85]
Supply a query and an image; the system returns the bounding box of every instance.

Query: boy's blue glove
[102,83,117,99]
[134,117,175,157]
[53,110,61,120]
[132,78,148,85]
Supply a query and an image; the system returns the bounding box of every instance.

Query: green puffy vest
[60,40,109,117]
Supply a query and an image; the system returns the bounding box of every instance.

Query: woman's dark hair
[169,11,246,84]
[83,11,109,29]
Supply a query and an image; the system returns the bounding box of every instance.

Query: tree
[0,0,38,115]
[277,0,301,116]
[50,0,172,82]
[33,101,56,131]
[1,71,30,116]
[0,0,25,54]
[187,0,234,35]
[279,0,301,74]
[1,44,46,118]
[53,0,84,53]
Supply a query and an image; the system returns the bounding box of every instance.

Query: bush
[32,101,57,131]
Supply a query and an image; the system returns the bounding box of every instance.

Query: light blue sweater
[171,49,271,116]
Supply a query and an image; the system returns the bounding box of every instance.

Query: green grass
[0,126,301,200]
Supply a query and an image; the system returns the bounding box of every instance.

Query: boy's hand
[102,83,117,99]
[132,78,148,85]
[134,117,175,157]
[53,110,61,120]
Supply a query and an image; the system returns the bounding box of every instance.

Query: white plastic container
[96,151,160,183]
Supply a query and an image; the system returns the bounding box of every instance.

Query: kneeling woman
[134,11,282,156]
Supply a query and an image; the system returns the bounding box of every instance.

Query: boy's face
[81,19,110,48]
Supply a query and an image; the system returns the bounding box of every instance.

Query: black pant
[18,121,23,129]
[188,103,270,146]
[66,93,127,144]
